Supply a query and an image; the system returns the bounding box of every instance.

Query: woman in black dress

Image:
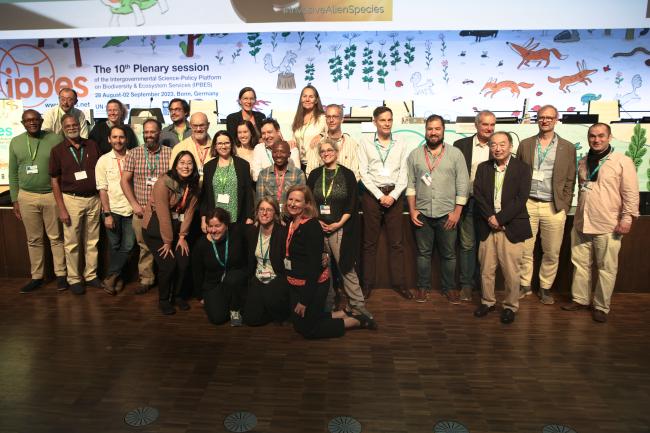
[225,86,266,139]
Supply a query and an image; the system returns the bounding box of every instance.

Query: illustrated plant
[388,32,401,70]
[404,36,415,66]
[439,33,447,57]
[247,32,262,62]
[424,40,433,69]
[271,32,279,52]
[376,40,389,90]
[626,124,647,170]
[149,36,157,54]
[232,42,243,63]
[328,44,343,89]
[343,33,360,89]
[297,32,305,50]
[314,33,322,53]
[305,58,315,84]
[215,49,224,65]
[441,59,449,84]
[362,40,374,89]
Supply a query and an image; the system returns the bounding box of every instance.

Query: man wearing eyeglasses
[160,98,192,148]
[42,88,89,138]
[169,112,212,182]
[9,110,68,293]
[516,105,576,305]
[309,104,360,180]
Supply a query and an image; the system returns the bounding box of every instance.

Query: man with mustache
[170,112,212,182]
[160,98,192,148]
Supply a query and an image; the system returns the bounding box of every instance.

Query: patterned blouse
[212,158,239,221]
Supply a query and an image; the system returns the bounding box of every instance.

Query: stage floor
[1,279,648,433]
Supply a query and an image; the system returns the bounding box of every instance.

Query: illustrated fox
[507,38,568,68]
[548,60,597,93]
[481,79,534,97]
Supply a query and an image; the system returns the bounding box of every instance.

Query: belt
[529,196,551,203]
[379,185,395,195]
[63,191,97,198]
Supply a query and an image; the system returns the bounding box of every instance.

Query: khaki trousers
[570,228,622,314]
[62,194,100,284]
[324,229,365,312]
[17,190,66,279]
[520,199,567,289]
[132,214,155,285]
[478,230,524,312]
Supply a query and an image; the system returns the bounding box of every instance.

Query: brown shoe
[459,287,473,302]
[114,278,125,294]
[562,301,590,311]
[415,289,427,303]
[446,289,461,305]
[103,274,117,296]
[592,309,608,323]
[394,286,413,300]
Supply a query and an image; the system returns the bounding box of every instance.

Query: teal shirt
[9,131,62,202]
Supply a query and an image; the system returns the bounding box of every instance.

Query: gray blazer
[516,134,576,212]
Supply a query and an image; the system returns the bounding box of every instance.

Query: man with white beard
[170,112,212,184]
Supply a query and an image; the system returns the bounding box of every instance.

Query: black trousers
[143,213,190,303]
[243,276,291,326]
[203,268,248,325]
[290,279,345,339]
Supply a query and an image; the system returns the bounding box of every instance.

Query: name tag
[171,212,179,220]
[198,167,204,177]
[283,258,292,271]
[380,167,390,177]
[279,203,284,213]
[74,170,88,181]
[532,170,545,181]
[421,172,432,186]
[146,176,157,186]
[217,193,230,204]
[26,165,38,175]
[320,205,331,215]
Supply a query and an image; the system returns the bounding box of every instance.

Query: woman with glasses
[192,207,248,326]
[306,139,372,321]
[226,87,266,139]
[233,120,259,168]
[283,185,375,339]
[243,197,291,326]
[200,130,254,228]
[291,85,326,176]
[142,150,200,315]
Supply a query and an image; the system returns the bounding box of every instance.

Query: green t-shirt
[9,130,62,202]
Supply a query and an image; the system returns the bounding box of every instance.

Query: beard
[193,132,208,142]
[145,138,158,149]
[425,136,443,149]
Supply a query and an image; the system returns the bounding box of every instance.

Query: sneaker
[20,279,43,294]
[415,289,427,303]
[539,289,555,305]
[561,301,590,311]
[159,300,176,315]
[175,298,191,311]
[445,289,461,305]
[519,286,532,299]
[56,276,69,292]
[70,282,85,295]
[592,309,608,323]
[85,278,105,289]
[230,310,243,327]
[500,308,516,324]
[459,287,473,302]
[474,304,496,317]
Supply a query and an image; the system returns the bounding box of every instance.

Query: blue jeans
[104,213,135,277]
[458,197,479,289]
[414,214,457,293]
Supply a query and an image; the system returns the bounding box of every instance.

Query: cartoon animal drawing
[410,72,434,95]
[459,30,498,42]
[480,78,534,97]
[263,50,297,74]
[619,74,642,106]
[581,93,602,105]
[102,0,168,27]
[507,38,568,69]
[547,60,597,93]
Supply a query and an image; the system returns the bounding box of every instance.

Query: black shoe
[85,278,105,289]
[500,308,516,324]
[135,283,153,295]
[174,298,191,311]
[394,286,413,300]
[20,279,43,294]
[56,276,69,292]
[159,300,176,315]
[70,282,85,295]
[474,304,496,317]
[353,312,378,330]
[561,301,590,311]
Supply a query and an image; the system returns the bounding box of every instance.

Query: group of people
[8,85,639,341]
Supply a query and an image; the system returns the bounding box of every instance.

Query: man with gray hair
[42,87,89,138]
[309,104,360,179]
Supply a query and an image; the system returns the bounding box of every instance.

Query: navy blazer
[452,134,475,176]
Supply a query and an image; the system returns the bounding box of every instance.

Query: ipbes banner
[230,0,392,23]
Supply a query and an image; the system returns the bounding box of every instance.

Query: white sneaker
[230,310,243,327]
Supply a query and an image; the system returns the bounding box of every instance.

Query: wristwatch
[102,211,112,217]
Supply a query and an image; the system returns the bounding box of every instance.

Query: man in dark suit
[453,110,496,301]
[473,132,532,324]
[516,104,576,304]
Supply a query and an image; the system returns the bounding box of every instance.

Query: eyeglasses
[241,97,256,102]
[169,107,185,112]
[319,149,336,154]
[22,118,41,124]
[215,141,231,147]
[191,124,208,130]
[258,207,274,214]
[538,116,556,122]
[59,97,75,103]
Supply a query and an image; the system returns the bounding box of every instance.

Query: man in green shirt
[9,109,68,293]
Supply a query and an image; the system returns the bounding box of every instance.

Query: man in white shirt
[251,118,300,182]
[42,88,89,138]
[358,106,411,300]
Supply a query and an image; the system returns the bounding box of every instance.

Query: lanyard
[587,149,613,181]
[26,135,40,161]
[144,149,159,176]
[285,217,307,257]
[494,166,507,196]
[210,232,229,269]
[423,145,445,173]
[195,141,209,166]
[215,158,233,192]
[175,185,190,213]
[68,144,85,169]
[374,133,394,166]
[536,139,555,169]
[321,164,339,205]
[274,167,287,203]
[265,147,274,165]
[116,157,124,178]
[258,229,270,266]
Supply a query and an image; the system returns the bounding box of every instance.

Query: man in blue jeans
[406,115,470,304]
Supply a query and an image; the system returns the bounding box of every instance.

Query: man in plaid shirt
[256,140,305,212]
[120,119,172,294]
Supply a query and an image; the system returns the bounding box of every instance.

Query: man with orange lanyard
[49,114,103,295]
[170,112,212,183]
[95,125,135,295]
[406,114,469,304]
[256,140,305,212]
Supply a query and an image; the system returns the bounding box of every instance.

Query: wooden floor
[1,279,649,433]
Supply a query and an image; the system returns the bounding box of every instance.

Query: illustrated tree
[626,124,647,170]
[247,33,262,62]
[56,38,93,67]
[177,34,205,58]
